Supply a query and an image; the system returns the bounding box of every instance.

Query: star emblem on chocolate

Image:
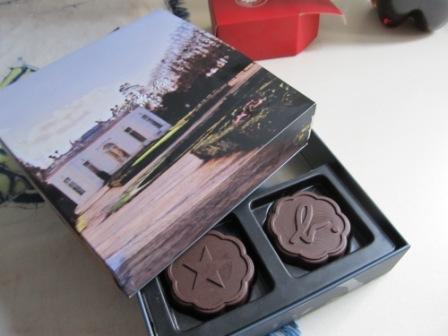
[182,246,225,289]
[267,191,351,265]
[166,230,254,316]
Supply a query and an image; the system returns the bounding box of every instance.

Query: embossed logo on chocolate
[267,192,351,265]
[182,246,225,289]
[235,0,269,8]
[166,231,254,315]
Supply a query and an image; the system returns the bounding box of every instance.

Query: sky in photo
[0,11,180,169]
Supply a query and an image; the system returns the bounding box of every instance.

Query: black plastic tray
[137,132,409,336]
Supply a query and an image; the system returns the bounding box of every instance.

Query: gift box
[0,10,408,336]
[137,132,409,335]
[0,10,314,297]
[209,0,343,60]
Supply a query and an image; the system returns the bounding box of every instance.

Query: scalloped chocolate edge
[166,230,255,316]
[267,191,351,266]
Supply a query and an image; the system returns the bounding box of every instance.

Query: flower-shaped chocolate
[166,230,254,316]
[267,191,351,265]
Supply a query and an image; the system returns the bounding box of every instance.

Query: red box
[209,0,342,60]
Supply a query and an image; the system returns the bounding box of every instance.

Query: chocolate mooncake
[166,230,255,316]
[267,191,351,266]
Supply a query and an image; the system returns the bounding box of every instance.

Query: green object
[0,147,30,203]
[0,62,37,89]
[0,60,43,205]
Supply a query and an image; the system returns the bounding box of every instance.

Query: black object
[166,0,190,20]
[374,0,448,31]
[137,131,409,336]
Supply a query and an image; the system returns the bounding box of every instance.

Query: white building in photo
[45,107,170,206]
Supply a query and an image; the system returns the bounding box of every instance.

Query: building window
[83,161,111,182]
[141,114,163,129]
[63,177,85,195]
[124,127,146,142]
[103,143,130,163]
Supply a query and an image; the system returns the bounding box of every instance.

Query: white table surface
[1,1,447,335]
[261,2,448,335]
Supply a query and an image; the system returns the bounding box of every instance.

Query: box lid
[209,0,342,27]
[0,10,315,296]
